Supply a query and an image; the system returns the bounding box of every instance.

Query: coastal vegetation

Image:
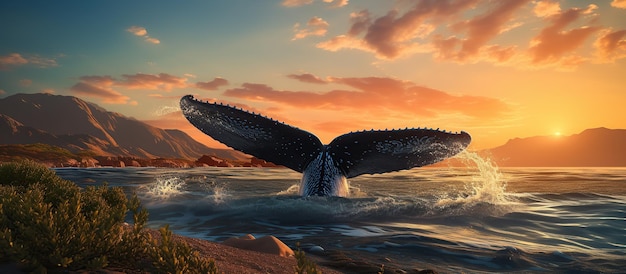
[0,160,218,273]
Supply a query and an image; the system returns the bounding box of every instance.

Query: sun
[554,131,562,137]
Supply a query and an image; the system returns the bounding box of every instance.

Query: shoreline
[0,225,438,274]
[133,230,437,274]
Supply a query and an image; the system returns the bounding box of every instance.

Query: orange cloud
[313,1,624,69]
[0,53,28,69]
[432,0,530,62]
[323,0,348,8]
[318,0,484,59]
[594,28,626,62]
[528,5,600,65]
[0,53,57,70]
[69,73,194,104]
[71,73,230,103]
[611,0,626,9]
[126,26,161,44]
[119,73,188,90]
[282,0,313,7]
[533,0,561,18]
[127,26,148,36]
[70,81,130,104]
[484,45,517,63]
[317,0,529,61]
[292,16,329,40]
[286,73,327,84]
[223,76,510,120]
[196,77,229,90]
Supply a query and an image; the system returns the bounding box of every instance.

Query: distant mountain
[483,127,626,167]
[0,93,246,160]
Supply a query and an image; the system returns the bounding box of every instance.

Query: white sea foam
[145,176,187,199]
[435,150,515,208]
[276,184,300,195]
[207,184,229,204]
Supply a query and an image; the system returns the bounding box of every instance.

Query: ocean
[53,151,626,273]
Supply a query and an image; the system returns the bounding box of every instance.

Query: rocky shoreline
[0,153,281,169]
[67,155,282,169]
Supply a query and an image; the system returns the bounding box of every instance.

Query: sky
[1,0,625,150]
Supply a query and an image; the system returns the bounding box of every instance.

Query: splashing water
[436,150,513,208]
[208,184,229,204]
[144,176,187,198]
[276,184,300,195]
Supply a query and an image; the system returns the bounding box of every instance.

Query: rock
[222,234,295,257]
[197,155,227,166]
[309,245,325,255]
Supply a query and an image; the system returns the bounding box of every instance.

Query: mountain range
[483,127,626,167]
[0,93,245,161]
[1,93,624,167]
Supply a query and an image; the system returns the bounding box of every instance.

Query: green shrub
[149,224,218,274]
[294,242,321,274]
[0,160,217,273]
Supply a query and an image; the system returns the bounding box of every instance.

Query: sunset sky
[1,0,625,150]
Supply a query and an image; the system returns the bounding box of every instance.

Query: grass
[0,143,79,163]
[0,160,217,273]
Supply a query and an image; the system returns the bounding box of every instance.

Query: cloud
[323,0,348,8]
[41,88,55,94]
[533,0,561,18]
[594,28,626,62]
[432,0,530,62]
[282,0,313,7]
[293,16,330,40]
[127,26,148,36]
[127,26,161,44]
[611,0,626,9]
[286,73,327,84]
[528,4,600,65]
[0,53,28,69]
[144,37,161,44]
[282,0,347,8]
[119,73,187,90]
[223,76,510,120]
[70,73,231,104]
[317,0,530,61]
[196,77,229,90]
[313,1,621,69]
[0,53,58,70]
[69,73,192,104]
[70,81,130,104]
[318,1,486,59]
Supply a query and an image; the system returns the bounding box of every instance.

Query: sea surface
[54,152,626,273]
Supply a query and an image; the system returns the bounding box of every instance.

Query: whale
[180,95,471,197]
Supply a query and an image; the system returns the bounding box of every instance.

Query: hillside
[0,93,245,160]
[483,127,626,167]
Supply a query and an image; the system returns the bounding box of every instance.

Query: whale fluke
[180,95,471,197]
[180,95,322,172]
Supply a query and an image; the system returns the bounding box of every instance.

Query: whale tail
[180,95,470,176]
